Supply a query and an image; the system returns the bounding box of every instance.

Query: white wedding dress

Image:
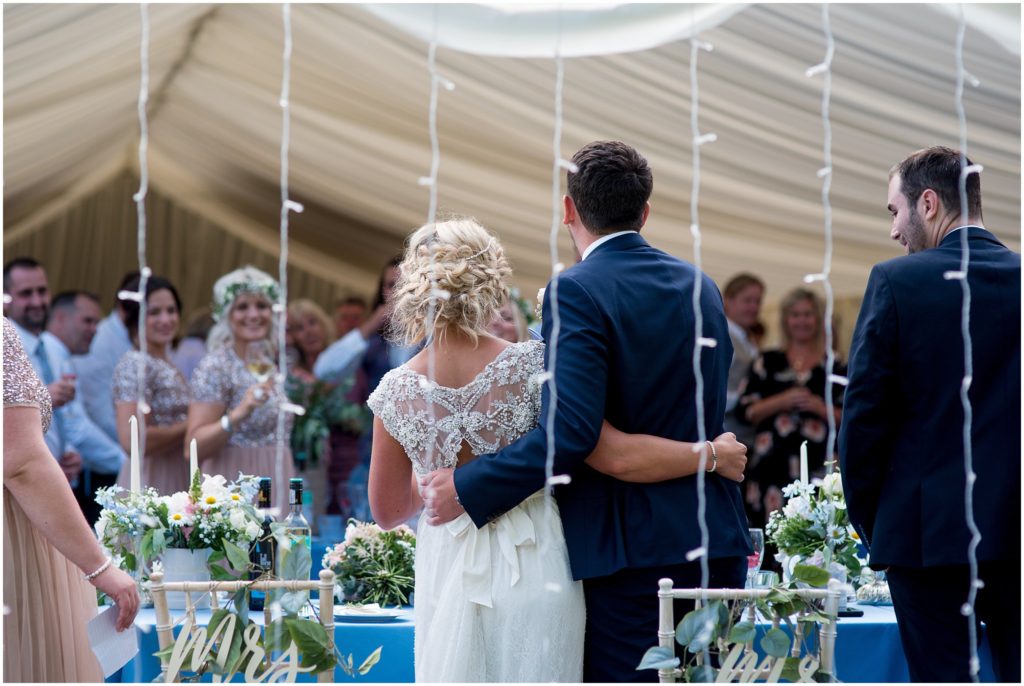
[368,340,585,683]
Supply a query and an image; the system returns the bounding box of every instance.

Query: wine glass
[746,528,764,588]
[245,341,275,400]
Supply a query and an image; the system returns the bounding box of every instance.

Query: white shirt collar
[581,230,637,261]
[12,320,41,352]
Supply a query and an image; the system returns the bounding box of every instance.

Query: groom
[422,140,751,681]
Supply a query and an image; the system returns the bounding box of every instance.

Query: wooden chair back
[149,569,336,683]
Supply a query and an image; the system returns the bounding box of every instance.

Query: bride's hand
[711,432,747,483]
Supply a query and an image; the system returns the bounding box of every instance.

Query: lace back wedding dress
[368,340,585,682]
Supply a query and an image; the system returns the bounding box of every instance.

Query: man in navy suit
[839,146,1020,682]
[421,140,751,681]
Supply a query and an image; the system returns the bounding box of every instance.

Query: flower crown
[211,267,280,322]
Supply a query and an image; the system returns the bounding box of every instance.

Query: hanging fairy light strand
[685,29,718,594]
[542,11,575,564]
[275,2,307,506]
[417,6,456,471]
[802,4,844,475]
[130,2,152,460]
[951,5,983,681]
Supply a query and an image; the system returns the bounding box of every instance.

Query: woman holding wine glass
[187,267,294,511]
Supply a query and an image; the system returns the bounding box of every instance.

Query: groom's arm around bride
[423,140,752,682]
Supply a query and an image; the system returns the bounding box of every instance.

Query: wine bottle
[276,478,312,608]
[248,477,275,611]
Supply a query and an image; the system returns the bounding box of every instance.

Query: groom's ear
[638,202,651,231]
[563,195,577,225]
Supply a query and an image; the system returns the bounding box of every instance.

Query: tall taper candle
[799,440,809,485]
[190,438,199,485]
[130,414,141,493]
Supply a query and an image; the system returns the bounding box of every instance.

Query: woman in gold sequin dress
[186,267,295,511]
[3,318,139,681]
[114,275,191,494]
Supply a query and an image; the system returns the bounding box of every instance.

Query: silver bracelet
[220,414,233,434]
[705,440,718,473]
[84,557,113,581]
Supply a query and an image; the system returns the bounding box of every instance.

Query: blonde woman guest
[114,276,191,494]
[737,288,846,527]
[367,218,747,682]
[4,318,139,681]
[287,299,368,532]
[187,267,294,510]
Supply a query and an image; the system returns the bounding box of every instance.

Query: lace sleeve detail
[367,369,437,474]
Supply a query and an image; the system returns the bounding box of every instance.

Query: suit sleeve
[454,274,608,527]
[838,265,899,547]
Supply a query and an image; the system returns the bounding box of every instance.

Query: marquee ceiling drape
[3,3,1020,320]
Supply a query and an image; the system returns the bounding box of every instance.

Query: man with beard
[840,147,1020,682]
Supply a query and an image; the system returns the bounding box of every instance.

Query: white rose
[95,514,108,541]
[164,491,195,526]
[822,472,844,498]
[229,509,248,531]
[245,521,262,540]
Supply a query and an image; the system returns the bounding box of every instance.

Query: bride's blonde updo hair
[390,217,512,346]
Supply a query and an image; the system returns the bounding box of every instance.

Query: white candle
[799,440,809,485]
[189,438,199,485]
[129,414,141,493]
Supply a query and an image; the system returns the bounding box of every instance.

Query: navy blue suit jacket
[839,227,1020,568]
[454,232,752,580]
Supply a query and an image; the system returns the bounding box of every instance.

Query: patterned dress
[736,349,847,527]
[114,351,191,494]
[3,318,104,681]
[368,340,585,682]
[190,346,295,511]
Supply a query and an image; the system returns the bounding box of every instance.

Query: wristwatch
[220,414,234,434]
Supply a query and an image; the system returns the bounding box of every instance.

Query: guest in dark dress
[737,288,846,528]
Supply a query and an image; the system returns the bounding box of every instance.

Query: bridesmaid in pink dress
[3,318,139,681]
[114,275,191,495]
[186,267,294,512]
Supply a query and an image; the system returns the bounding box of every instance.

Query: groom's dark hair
[567,140,652,235]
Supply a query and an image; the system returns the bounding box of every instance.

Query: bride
[367,218,746,682]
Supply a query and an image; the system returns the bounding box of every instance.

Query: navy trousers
[582,556,746,683]
[887,561,1020,683]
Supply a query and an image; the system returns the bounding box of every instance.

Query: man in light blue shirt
[74,272,137,442]
[4,258,82,483]
[46,290,127,524]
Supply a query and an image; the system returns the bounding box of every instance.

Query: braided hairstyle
[390,218,512,347]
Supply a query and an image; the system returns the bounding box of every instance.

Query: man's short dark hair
[891,146,983,220]
[51,290,100,314]
[3,257,43,292]
[567,140,653,235]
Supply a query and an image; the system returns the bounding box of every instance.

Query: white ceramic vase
[161,548,212,610]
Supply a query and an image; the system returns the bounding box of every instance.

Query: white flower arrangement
[766,474,865,582]
[95,472,263,575]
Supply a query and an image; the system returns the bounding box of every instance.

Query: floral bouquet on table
[95,472,264,580]
[765,472,865,588]
[323,520,416,607]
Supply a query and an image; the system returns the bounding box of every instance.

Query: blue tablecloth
[108,605,413,683]
[752,604,995,683]
[107,600,995,682]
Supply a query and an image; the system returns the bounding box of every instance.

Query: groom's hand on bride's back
[419,468,466,526]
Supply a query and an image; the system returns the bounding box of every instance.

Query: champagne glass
[245,341,275,400]
[746,528,764,588]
